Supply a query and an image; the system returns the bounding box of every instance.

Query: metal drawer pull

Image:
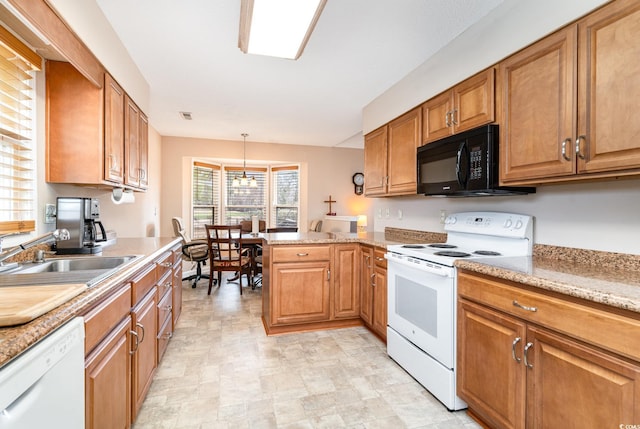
[513,300,537,312]
[157,261,172,268]
[511,337,522,363]
[327,269,330,281]
[561,138,571,161]
[524,342,534,368]
[164,305,172,311]
[130,330,139,355]
[136,322,145,342]
[296,253,309,257]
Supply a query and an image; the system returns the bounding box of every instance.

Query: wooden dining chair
[205,224,253,295]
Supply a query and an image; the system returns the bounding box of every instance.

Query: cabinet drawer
[157,316,172,361]
[155,251,173,279]
[458,271,640,361]
[83,283,132,355]
[131,264,156,304]
[374,248,387,269]
[272,245,331,263]
[157,286,172,328]
[156,269,173,300]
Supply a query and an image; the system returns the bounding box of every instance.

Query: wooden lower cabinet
[360,246,387,340]
[131,287,158,422]
[85,316,132,429]
[458,271,640,428]
[333,244,360,319]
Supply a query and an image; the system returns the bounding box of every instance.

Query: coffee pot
[56,197,107,254]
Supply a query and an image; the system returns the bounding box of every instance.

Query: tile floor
[133,273,481,429]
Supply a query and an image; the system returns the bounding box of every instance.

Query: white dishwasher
[0,317,84,429]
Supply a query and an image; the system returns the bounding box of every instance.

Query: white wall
[364,0,640,255]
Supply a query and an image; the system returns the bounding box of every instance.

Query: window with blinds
[0,26,40,235]
[192,162,220,239]
[271,166,299,228]
[224,166,267,225]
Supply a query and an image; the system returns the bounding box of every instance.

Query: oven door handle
[385,254,453,277]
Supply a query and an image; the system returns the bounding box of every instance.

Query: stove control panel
[444,212,533,239]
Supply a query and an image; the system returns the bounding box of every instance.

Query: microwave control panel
[469,145,483,180]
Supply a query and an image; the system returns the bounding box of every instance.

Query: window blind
[224,166,267,225]
[271,165,299,228]
[0,26,40,235]
[192,162,220,239]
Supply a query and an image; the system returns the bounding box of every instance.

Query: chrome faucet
[0,229,70,270]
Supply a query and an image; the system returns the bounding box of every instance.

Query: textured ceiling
[95,0,504,147]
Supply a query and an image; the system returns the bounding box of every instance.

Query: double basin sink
[0,255,139,287]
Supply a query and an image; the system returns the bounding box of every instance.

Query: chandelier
[233,133,257,187]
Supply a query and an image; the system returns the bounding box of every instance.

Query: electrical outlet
[377,208,382,219]
[397,209,403,220]
[440,209,447,224]
[45,204,56,224]
[385,208,390,218]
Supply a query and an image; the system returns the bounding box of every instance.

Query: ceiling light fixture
[233,133,257,188]
[238,0,327,60]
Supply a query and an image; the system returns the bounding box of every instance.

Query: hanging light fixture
[233,133,257,187]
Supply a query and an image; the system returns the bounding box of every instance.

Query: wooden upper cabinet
[363,126,388,196]
[364,107,421,197]
[422,68,495,144]
[104,73,125,184]
[577,0,640,174]
[501,0,640,185]
[499,27,577,183]
[46,61,148,190]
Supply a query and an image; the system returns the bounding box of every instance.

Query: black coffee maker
[56,197,107,254]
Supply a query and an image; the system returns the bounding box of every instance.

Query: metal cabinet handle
[371,273,376,286]
[296,253,309,257]
[512,337,522,363]
[561,138,572,161]
[575,135,586,160]
[513,300,537,312]
[164,305,173,312]
[157,261,172,268]
[327,269,331,281]
[365,255,371,268]
[375,256,385,262]
[524,342,534,368]
[451,108,458,126]
[130,330,139,355]
[136,322,145,343]
[164,281,172,289]
[109,154,118,170]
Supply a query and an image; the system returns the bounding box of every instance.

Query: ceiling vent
[179,111,193,120]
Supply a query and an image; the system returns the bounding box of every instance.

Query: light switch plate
[45,204,56,224]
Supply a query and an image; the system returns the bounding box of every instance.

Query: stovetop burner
[473,250,502,256]
[433,251,472,258]
[402,244,426,249]
[428,243,457,249]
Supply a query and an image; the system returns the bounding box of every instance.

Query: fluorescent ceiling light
[239,0,327,60]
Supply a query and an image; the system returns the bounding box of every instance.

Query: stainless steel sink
[15,256,137,274]
[0,255,140,287]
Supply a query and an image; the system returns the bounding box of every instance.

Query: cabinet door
[422,91,452,143]
[131,287,157,421]
[125,96,141,187]
[333,244,360,319]
[104,73,125,184]
[85,316,132,429]
[371,263,387,340]
[527,326,640,429]
[364,126,388,196]
[458,299,526,429]
[387,107,421,195]
[500,26,577,183]
[454,68,495,134]
[359,246,373,326]
[138,112,149,189]
[271,261,330,325]
[577,0,640,174]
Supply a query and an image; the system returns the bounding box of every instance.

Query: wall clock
[352,172,364,195]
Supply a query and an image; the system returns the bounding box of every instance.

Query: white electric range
[385,211,533,410]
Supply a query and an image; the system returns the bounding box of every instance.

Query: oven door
[386,255,456,368]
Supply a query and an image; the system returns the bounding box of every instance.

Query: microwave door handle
[456,142,469,186]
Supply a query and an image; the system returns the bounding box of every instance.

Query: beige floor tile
[133,275,480,429]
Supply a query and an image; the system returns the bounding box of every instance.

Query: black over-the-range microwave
[416,124,535,197]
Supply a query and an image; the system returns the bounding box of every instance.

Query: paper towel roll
[111,188,135,204]
[251,215,259,234]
